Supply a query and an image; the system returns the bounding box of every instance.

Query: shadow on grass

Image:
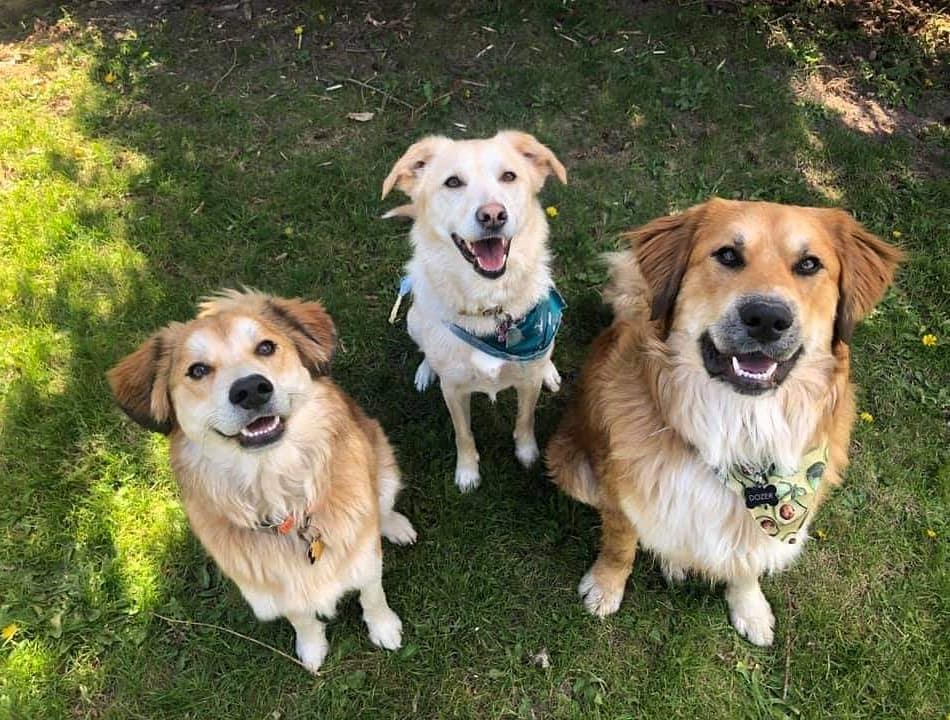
[1,1,947,717]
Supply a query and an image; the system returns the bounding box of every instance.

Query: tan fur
[547,199,902,644]
[108,290,415,672]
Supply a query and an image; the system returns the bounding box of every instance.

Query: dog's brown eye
[712,246,744,269]
[256,340,276,356]
[187,363,212,380]
[444,175,463,189]
[500,171,516,182]
[793,256,822,276]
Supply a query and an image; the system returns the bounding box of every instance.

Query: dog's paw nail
[382,512,417,545]
[367,611,403,650]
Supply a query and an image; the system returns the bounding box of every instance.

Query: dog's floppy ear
[497,130,567,189]
[625,206,700,338]
[108,329,176,435]
[381,136,452,200]
[265,296,337,377]
[827,210,904,345]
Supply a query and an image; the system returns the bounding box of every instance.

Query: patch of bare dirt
[792,72,946,138]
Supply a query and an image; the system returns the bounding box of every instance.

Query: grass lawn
[0,1,947,718]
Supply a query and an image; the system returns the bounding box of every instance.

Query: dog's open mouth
[451,233,511,279]
[236,415,285,448]
[700,333,802,395]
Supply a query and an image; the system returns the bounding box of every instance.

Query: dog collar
[447,287,565,362]
[257,513,325,564]
[719,444,828,544]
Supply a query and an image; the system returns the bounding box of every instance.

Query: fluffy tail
[545,419,602,508]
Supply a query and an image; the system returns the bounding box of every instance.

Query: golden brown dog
[546,199,902,645]
[108,290,416,672]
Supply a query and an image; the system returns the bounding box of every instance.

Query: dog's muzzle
[701,295,803,395]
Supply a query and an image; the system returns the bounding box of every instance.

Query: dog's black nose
[476,202,507,229]
[229,374,273,409]
[739,298,794,342]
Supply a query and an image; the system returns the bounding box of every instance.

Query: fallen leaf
[347,112,375,122]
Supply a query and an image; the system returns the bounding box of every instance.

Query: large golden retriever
[108,290,416,672]
[546,199,902,645]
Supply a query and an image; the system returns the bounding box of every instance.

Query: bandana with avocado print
[719,444,828,544]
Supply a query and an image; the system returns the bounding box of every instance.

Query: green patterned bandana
[720,445,828,544]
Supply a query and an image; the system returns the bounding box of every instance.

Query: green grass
[0,2,947,718]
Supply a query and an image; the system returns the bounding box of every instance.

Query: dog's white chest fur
[623,454,808,582]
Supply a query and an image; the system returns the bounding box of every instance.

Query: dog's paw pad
[454,465,481,493]
[295,637,329,674]
[366,610,403,651]
[515,437,540,468]
[382,512,417,545]
[414,360,436,392]
[578,570,623,618]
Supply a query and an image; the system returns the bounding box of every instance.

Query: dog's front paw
[414,359,436,392]
[382,511,417,545]
[725,581,775,647]
[366,608,403,650]
[295,633,329,674]
[542,363,561,393]
[454,463,481,492]
[578,568,624,618]
[515,436,540,468]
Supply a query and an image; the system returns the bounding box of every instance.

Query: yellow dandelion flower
[1,623,18,641]
[545,206,558,218]
[926,528,937,539]
[104,71,116,84]
[815,528,827,541]
[891,230,902,239]
[294,25,304,36]
[859,412,873,423]
[922,334,937,347]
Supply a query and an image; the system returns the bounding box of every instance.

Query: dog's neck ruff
[448,287,565,362]
[717,444,828,544]
[256,512,325,564]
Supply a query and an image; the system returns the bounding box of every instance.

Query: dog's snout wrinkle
[739,298,794,343]
[229,373,274,410]
[476,202,507,230]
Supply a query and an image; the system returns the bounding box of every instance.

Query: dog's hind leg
[414,357,436,392]
[542,360,561,392]
[441,383,480,492]
[513,379,543,468]
[578,508,638,617]
[370,423,417,545]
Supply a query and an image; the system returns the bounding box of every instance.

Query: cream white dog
[382,131,567,492]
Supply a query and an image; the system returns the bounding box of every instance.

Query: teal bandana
[447,287,565,362]
[720,445,828,544]
[388,278,565,363]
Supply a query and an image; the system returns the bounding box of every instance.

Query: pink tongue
[472,237,506,271]
[736,355,775,374]
[246,416,275,431]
